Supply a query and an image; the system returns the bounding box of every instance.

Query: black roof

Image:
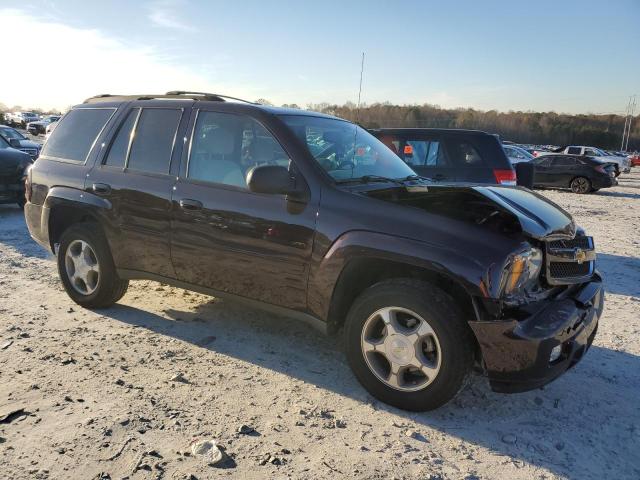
[370,127,491,136]
[81,91,341,120]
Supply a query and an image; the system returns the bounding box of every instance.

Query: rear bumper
[24,201,52,251]
[470,275,603,393]
[592,176,617,189]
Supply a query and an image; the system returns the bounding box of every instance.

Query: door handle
[179,199,203,211]
[92,183,111,195]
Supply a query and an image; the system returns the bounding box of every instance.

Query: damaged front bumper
[470,274,604,393]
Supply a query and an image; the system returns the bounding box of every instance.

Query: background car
[0,125,42,160]
[547,145,631,174]
[5,111,40,128]
[503,144,535,164]
[0,134,32,208]
[371,128,517,184]
[532,154,617,193]
[27,115,61,136]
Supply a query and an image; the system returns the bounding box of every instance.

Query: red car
[630,153,640,167]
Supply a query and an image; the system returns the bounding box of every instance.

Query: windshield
[0,127,25,140]
[280,115,415,181]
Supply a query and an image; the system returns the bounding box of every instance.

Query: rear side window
[104,109,138,168]
[567,147,581,155]
[554,157,576,166]
[127,108,182,174]
[41,108,115,162]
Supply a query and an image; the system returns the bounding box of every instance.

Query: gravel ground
[0,170,639,480]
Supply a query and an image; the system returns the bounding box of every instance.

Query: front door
[170,109,318,311]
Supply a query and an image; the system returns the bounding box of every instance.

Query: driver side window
[188,111,288,188]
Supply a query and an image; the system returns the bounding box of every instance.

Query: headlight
[501,247,543,295]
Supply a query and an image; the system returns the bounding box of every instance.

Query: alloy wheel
[361,306,441,392]
[65,240,100,295]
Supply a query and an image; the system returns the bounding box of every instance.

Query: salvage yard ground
[0,172,639,479]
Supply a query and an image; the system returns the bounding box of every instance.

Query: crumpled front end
[470,229,603,393]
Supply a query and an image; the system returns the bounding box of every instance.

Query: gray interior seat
[189,126,246,187]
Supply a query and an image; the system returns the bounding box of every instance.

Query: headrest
[198,126,235,155]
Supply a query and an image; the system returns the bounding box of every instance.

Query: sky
[0,0,638,114]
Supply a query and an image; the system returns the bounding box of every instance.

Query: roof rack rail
[83,92,259,104]
[165,91,258,104]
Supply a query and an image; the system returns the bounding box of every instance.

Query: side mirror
[9,138,21,148]
[247,164,308,201]
[515,162,535,189]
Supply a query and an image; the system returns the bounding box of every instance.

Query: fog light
[549,345,562,363]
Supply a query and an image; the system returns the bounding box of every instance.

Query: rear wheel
[570,176,591,194]
[345,279,474,411]
[57,223,129,308]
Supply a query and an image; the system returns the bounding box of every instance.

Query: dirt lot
[1,171,639,480]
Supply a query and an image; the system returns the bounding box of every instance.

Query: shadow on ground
[595,190,640,199]
[597,253,640,297]
[99,298,639,479]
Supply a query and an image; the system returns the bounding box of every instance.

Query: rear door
[88,104,189,278]
[548,156,576,187]
[532,156,552,185]
[170,108,318,311]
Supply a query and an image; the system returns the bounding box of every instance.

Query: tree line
[3,100,638,151]
[302,102,639,151]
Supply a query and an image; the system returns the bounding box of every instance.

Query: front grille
[545,235,595,285]
[548,236,592,250]
[549,262,591,278]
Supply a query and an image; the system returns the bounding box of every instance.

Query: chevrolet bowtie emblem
[575,248,587,264]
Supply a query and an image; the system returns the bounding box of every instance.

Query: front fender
[307,230,494,322]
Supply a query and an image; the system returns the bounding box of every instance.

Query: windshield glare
[280,115,416,181]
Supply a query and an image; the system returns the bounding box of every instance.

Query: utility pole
[622,95,637,152]
[624,96,636,151]
[621,96,631,151]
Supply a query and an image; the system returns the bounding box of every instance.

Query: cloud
[0,9,254,111]
[148,0,196,32]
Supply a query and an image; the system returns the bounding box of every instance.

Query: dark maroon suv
[24,91,604,410]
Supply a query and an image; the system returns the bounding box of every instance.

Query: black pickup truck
[24,92,604,410]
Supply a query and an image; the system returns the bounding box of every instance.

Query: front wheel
[345,279,474,411]
[57,223,129,308]
[570,176,592,194]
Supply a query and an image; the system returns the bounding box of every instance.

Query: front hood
[364,184,575,241]
[18,139,40,149]
[471,185,575,239]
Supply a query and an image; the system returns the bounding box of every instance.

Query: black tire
[345,279,474,411]
[57,223,129,308]
[570,176,592,194]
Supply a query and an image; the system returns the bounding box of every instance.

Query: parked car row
[3,111,62,136]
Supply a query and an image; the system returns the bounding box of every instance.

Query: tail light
[494,169,517,185]
[24,165,33,203]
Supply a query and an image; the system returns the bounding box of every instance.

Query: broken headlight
[501,248,543,295]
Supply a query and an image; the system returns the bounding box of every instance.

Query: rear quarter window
[41,108,115,163]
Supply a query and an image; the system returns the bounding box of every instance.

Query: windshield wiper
[402,174,434,183]
[335,175,406,186]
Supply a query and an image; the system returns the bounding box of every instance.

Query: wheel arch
[44,187,111,251]
[326,256,480,335]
